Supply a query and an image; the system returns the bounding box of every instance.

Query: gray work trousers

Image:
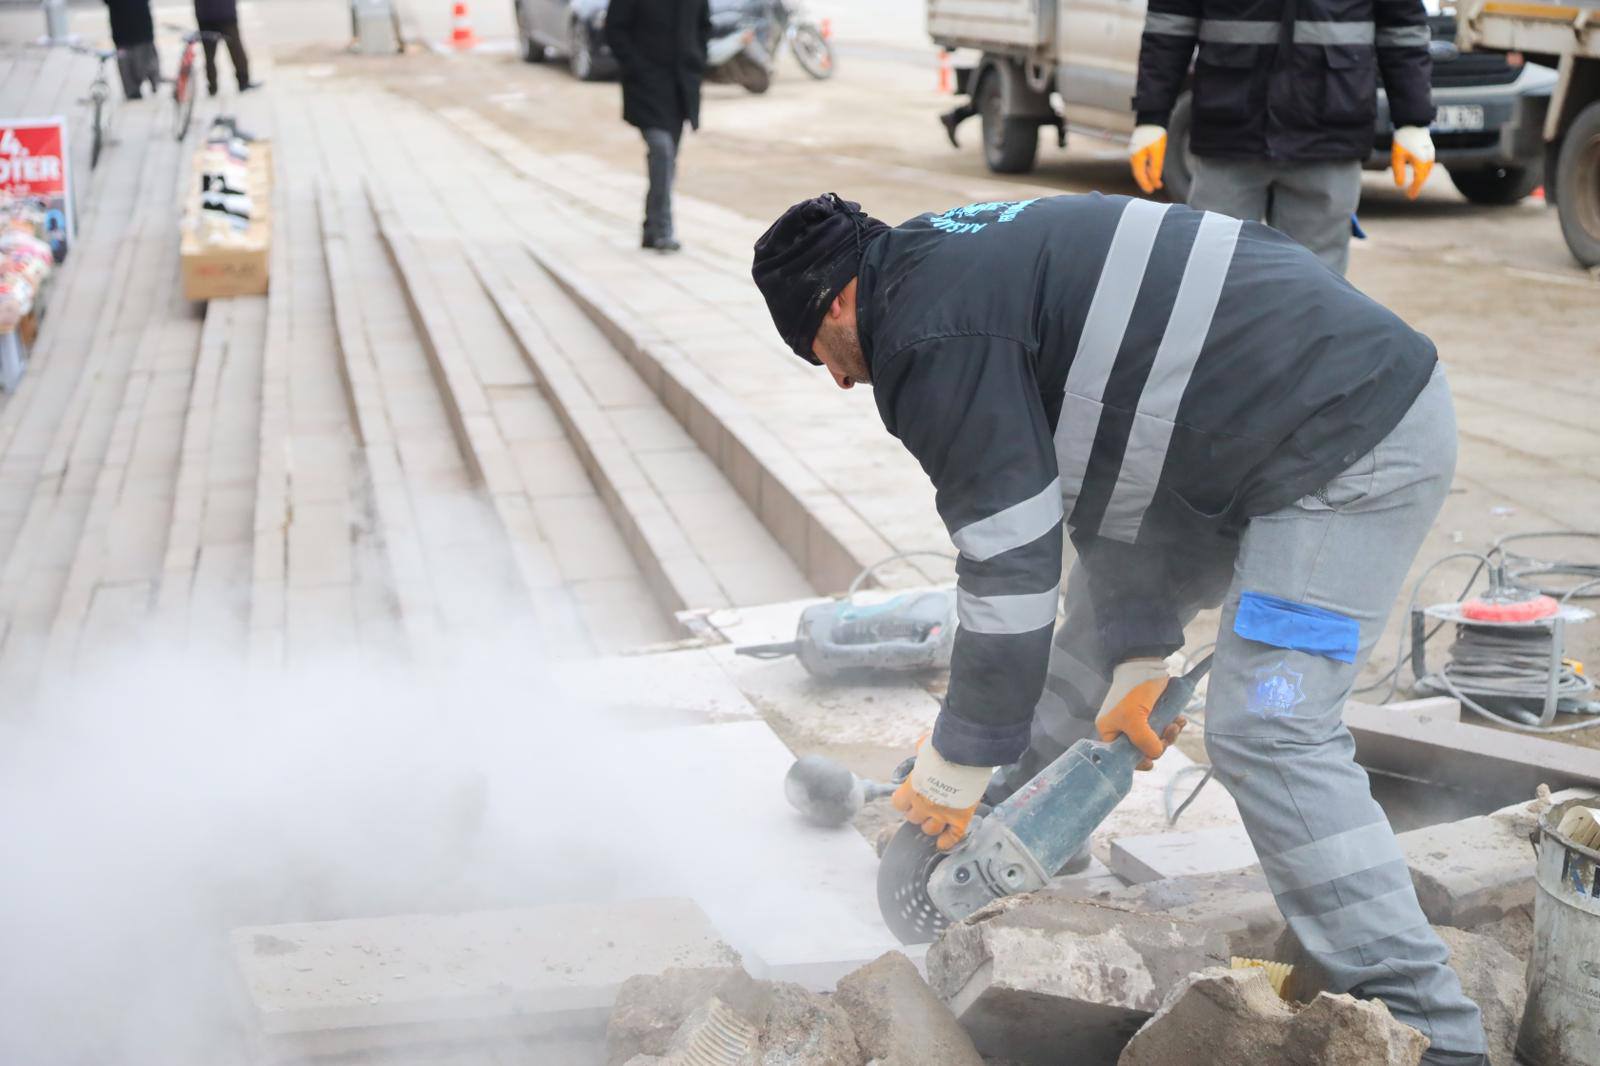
[1020,366,1486,1055]
[641,125,682,241]
[1188,156,1363,276]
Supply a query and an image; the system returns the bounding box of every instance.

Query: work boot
[939,108,963,149]
[1420,1051,1490,1066]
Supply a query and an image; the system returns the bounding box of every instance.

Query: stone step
[361,182,679,651]
[473,242,813,612]
[0,105,186,691]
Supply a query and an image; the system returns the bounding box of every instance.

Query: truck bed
[1459,0,1600,58]
[927,0,1053,52]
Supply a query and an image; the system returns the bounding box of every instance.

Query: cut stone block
[1091,750,1246,865]
[1086,868,1286,961]
[1398,789,1595,928]
[834,951,985,1066]
[926,894,1228,1065]
[1382,696,1462,723]
[231,899,738,1058]
[1118,967,1427,1066]
[1108,825,1259,884]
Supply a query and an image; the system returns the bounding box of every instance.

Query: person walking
[104,0,160,100]
[1129,0,1437,274]
[604,0,711,253]
[193,0,259,96]
[750,192,1489,1066]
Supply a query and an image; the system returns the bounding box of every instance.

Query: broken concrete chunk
[1118,967,1428,1066]
[758,980,861,1066]
[1466,906,1534,965]
[657,995,762,1066]
[926,894,1228,1065]
[1435,925,1527,1066]
[833,951,984,1066]
[606,967,747,1066]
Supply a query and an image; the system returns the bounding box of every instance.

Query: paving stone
[1109,825,1259,884]
[233,900,738,1059]
[1065,868,1286,961]
[1118,967,1427,1066]
[925,894,1228,1065]
[834,951,984,1066]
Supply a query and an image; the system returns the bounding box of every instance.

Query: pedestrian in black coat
[104,0,160,100]
[604,0,711,252]
[193,0,258,95]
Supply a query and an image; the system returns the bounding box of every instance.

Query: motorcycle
[705,0,835,95]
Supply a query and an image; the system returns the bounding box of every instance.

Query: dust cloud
[0,632,646,1064]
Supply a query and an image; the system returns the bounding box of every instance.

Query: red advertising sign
[0,116,75,250]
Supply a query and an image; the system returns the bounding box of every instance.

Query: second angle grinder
[734,589,957,680]
[875,656,1212,944]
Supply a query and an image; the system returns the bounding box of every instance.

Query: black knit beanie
[751,194,887,364]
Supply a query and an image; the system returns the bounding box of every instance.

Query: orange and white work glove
[891,735,993,851]
[1129,124,1169,195]
[1391,126,1435,200]
[1095,658,1187,771]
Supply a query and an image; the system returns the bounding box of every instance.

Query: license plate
[1431,104,1486,132]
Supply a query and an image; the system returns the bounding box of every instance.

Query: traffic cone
[820,18,832,40]
[450,1,478,50]
[1531,185,1545,202]
[937,50,952,94]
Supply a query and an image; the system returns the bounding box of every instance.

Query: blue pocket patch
[1233,592,1360,664]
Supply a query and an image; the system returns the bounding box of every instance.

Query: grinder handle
[1146,655,1213,736]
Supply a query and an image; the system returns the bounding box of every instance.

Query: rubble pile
[604,954,984,1066]
[1118,967,1429,1066]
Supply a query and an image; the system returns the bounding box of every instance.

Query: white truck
[1457,0,1600,264]
[932,0,1557,205]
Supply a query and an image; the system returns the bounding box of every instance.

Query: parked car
[933,0,1557,205]
[514,0,615,80]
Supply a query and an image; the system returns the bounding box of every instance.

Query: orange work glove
[890,734,993,851]
[1391,126,1435,201]
[1128,125,1169,195]
[1095,658,1187,771]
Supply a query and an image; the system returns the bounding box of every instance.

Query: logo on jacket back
[927,198,1039,235]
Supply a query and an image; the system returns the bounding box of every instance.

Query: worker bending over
[1129,0,1437,273]
[751,193,1487,1066]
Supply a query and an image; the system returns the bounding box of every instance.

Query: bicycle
[72,46,119,169]
[168,26,226,141]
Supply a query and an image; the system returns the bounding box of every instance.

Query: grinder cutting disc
[876,821,954,945]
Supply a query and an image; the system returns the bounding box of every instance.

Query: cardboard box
[179,141,272,302]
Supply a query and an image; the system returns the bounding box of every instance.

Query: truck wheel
[1554,100,1600,267]
[1447,164,1543,206]
[978,71,1039,174]
[1164,93,1197,203]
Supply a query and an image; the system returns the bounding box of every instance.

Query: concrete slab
[1109,825,1259,885]
[231,899,734,1058]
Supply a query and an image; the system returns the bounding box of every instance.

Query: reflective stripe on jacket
[1134,0,1434,161]
[858,194,1436,766]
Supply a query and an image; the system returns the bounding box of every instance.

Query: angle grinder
[875,656,1212,944]
[735,590,957,680]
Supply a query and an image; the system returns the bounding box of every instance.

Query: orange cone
[450,1,478,49]
[937,50,952,94]
[820,18,832,40]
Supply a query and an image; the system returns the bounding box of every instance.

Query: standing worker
[750,192,1489,1066]
[104,0,160,100]
[193,0,260,96]
[604,0,711,254]
[1129,0,1437,274]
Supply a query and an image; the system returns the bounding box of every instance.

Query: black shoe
[240,81,263,92]
[939,108,963,149]
[207,84,218,98]
[652,236,681,253]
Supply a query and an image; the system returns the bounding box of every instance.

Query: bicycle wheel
[91,97,105,169]
[789,24,834,79]
[172,56,197,141]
